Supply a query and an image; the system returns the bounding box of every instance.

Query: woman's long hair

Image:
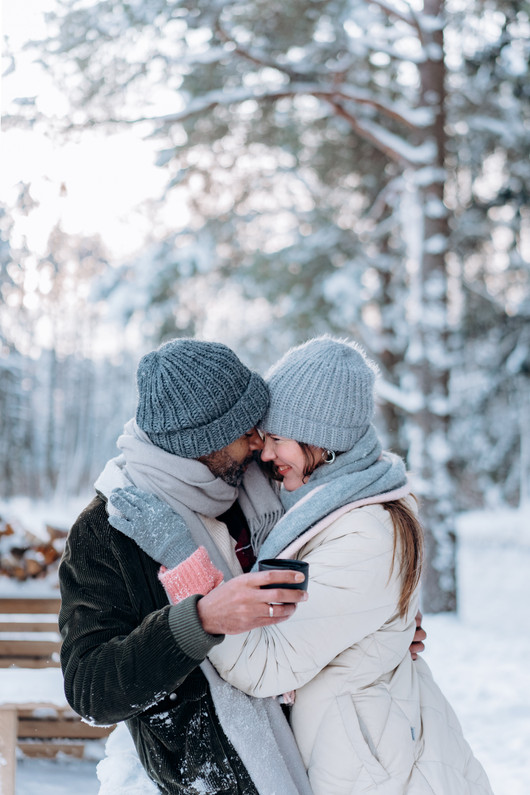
[383,497,424,618]
[262,440,424,617]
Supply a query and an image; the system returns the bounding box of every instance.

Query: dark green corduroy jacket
[59,496,258,795]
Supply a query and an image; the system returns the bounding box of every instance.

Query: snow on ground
[2,499,529,794]
[424,506,530,795]
[15,749,104,795]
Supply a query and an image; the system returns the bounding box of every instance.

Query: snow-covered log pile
[0,515,66,582]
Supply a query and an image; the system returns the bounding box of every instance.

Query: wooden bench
[0,595,114,795]
[0,595,62,668]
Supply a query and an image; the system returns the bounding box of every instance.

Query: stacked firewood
[0,516,67,581]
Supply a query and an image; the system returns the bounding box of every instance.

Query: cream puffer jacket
[208,502,493,795]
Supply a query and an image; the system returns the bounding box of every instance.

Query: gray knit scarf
[253,424,408,568]
[95,419,312,795]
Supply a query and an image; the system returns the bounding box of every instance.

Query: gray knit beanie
[261,336,378,452]
[135,338,269,458]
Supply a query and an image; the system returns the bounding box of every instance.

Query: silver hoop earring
[322,450,336,464]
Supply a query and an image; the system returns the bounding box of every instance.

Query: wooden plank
[17,707,76,719]
[18,717,113,740]
[0,706,16,795]
[0,638,60,656]
[17,740,86,759]
[0,597,61,614]
[0,620,59,632]
[2,702,72,712]
[0,656,60,668]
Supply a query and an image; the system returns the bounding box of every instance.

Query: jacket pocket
[306,694,392,794]
[337,693,392,786]
[341,678,421,785]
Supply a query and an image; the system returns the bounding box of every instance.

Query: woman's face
[260,434,321,491]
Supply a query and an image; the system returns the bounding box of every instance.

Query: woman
[112,337,493,794]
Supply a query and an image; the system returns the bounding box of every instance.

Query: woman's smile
[260,435,316,490]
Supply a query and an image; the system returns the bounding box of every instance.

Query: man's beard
[199,450,256,487]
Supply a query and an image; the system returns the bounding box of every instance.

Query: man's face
[199,428,264,487]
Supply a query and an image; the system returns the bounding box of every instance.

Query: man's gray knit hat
[261,336,378,452]
[135,338,269,458]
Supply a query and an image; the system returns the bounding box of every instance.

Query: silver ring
[269,604,274,619]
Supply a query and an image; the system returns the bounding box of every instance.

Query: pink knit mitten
[158,546,224,604]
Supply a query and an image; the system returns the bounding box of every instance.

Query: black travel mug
[258,558,309,591]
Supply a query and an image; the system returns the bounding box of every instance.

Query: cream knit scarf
[96,419,285,574]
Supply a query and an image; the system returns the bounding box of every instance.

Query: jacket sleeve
[208,506,408,698]
[59,499,223,725]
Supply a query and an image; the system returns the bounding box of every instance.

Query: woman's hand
[410,610,426,660]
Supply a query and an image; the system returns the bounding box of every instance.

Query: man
[59,339,313,795]
[59,338,425,795]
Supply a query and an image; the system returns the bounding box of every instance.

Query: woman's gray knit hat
[261,336,378,452]
[135,338,269,458]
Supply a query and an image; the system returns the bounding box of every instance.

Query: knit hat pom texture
[136,338,269,458]
[261,336,378,452]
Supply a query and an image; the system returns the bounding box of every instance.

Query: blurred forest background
[1,0,529,613]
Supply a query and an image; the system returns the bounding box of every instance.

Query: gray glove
[108,486,196,568]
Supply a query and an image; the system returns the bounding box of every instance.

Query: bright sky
[1,0,167,258]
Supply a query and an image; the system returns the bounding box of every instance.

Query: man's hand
[197,569,308,635]
[410,610,426,660]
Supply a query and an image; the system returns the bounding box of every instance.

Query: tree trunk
[407,0,457,612]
